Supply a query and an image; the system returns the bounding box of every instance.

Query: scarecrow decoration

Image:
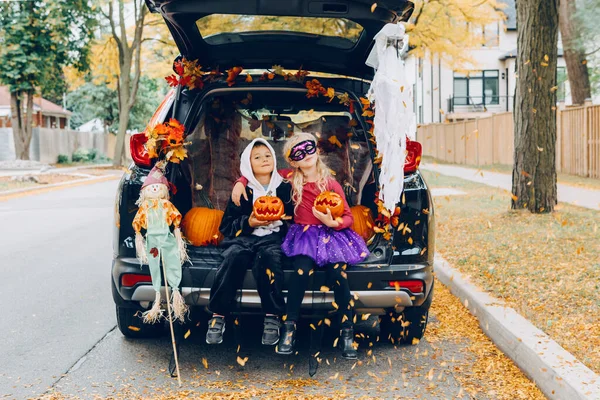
[365,22,415,212]
[132,161,189,324]
[132,118,190,383]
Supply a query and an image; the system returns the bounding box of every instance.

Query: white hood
[239,138,284,237]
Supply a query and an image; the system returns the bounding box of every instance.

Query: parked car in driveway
[112,0,435,345]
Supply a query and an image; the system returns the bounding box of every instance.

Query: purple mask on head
[289,140,317,162]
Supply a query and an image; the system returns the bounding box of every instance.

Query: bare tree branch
[118,0,129,50]
[107,2,123,58]
[128,2,147,109]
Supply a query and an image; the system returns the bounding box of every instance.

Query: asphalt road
[0,180,119,399]
[1,179,472,399]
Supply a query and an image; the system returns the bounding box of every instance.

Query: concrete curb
[0,174,120,201]
[434,255,600,400]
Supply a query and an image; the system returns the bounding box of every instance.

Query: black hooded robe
[208,182,294,316]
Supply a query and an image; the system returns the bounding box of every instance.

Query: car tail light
[389,280,424,293]
[121,273,152,287]
[130,133,151,168]
[404,140,422,173]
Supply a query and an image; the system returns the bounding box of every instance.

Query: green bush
[57,154,70,164]
[72,148,90,162]
[88,148,98,161]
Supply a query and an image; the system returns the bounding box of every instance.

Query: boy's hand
[232,182,248,207]
[248,212,272,228]
[312,207,340,228]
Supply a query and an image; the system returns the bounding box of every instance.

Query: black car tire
[381,281,434,345]
[116,305,165,339]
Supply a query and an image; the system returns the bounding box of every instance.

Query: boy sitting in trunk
[206,138,293,346]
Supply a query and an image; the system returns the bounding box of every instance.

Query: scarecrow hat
[142,164,169,189]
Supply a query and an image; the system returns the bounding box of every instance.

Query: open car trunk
[183,88,377,214]
[144,0,414,79]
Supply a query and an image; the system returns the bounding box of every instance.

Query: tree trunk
[108,0,146,167]
[512,0,559,213]
[10,90,35,161]
[559,0,592,105]
[10,91,26,160]
[113,64,131,167]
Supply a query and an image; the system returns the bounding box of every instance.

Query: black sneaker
[262,316,281,345]
[276,321,296,355]
[339,327,358,360]
[206,316,225,344]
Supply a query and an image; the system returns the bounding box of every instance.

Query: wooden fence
[416,104,600,179]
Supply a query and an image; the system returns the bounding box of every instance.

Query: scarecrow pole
[162,253,182,386]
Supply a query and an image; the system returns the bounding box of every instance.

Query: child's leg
[277,255,315,354]
[252,238,286,316]
[326,263,353,328]
[208,242,253,316]
[326,263,357,359]
[285,255,315,323]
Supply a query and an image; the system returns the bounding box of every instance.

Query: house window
[483,22,499,47]
[453,70,499,107]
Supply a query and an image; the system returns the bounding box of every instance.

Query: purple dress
[282,224,370,267]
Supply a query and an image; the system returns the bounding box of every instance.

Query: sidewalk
[0,163,121,200]
[421,163,600,211]
[0,163,113,177]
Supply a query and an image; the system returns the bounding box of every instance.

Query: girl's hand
[312,207,340,228]
[232,182,248,207]
[248,212,272,228]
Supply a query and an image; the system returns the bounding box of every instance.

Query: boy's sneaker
[206,316,225,344]
[262,315,281,345]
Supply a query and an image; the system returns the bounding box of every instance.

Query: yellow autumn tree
[408,0,506,67]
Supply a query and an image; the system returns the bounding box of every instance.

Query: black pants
[286,255,353,328]
[209,234,285,316]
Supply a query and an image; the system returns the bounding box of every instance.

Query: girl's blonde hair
[283,132,332,212]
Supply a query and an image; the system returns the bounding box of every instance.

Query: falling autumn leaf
[236,356,248,366]
[370,2,377,12]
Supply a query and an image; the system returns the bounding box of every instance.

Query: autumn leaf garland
[145,118,189,164]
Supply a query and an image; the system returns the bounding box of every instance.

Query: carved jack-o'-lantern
[253,195,285,221]
[314,191,344,219]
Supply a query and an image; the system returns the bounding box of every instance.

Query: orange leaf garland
[226,66,243,86]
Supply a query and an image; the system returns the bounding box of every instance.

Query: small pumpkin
[182,207,224,246]
[314,191,344,219]
[253,195,285,221]
[182,185,224,246]
[351,205,375,241]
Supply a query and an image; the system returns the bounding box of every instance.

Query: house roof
[0,86,72,116]
[499,47,564,61]
[499,0,517,30]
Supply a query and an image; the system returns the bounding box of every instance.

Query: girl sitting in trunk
[235,133,369,359]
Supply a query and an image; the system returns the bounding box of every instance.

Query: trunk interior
[173,87,381,253]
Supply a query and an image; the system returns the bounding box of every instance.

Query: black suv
[112,0,435,345]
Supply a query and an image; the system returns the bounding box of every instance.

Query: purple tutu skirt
[282,224,370,267]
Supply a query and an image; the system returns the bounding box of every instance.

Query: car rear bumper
[112,255,433,315]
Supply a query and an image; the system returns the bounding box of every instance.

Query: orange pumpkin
[314,191,345,219]
[253,195,285,221]
[351,205,375,241]
[182,207,224,246]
